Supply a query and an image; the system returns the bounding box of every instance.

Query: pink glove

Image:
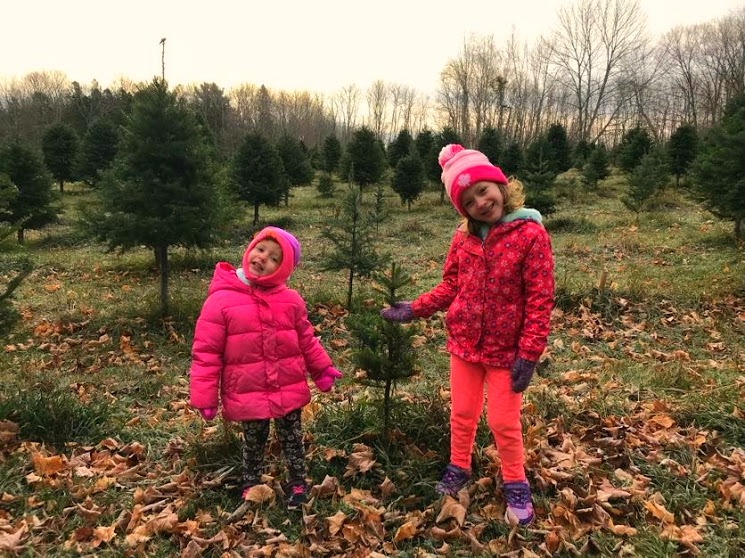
[380,301,414,322]
[199,407,217,420]
[315,366,343,392]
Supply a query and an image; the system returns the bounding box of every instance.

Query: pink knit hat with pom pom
[439,144,508,216]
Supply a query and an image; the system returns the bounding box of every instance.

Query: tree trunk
[736,218,742,240]
[346,268,354,309]
[156,243,169,316]
[383,379,392,439]
[253,203,260,226]
[17,228,24,244]
[59,179,64,193]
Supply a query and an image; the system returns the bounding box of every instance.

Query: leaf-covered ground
[0,181,744,556]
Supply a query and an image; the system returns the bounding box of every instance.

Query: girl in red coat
[190,226,343,509]
[381,145,554,526]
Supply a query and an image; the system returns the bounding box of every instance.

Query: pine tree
[0,173,32,334]
[477,126,502,167]
[622,147,670,224]
[391,152,425,210]
[320,183,386,308]
[276,134,313,205]
[501,141,524,177]
[339,127,386,187]
[545,123,572,174]
[78,118,119,187]
[617,127,653,173]
[435,127,462,202]
[42,122,79,193]
[691,95,745,239]
[321,134,342,175]
[387,129,413,169]
[348,262,419,438]
[232,133,286,224]
[0,139,58,243]
[582,145,610,188]
[667,123,699,188]
[85,79,223,315]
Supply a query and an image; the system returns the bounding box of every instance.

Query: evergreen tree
[523,159,557,217]
[667,123,699,188]
[691,95,745,239]
[276,134,313,206]
[316,173,335,198]
[414,129,435,167]
[582,145,610,188]
[320,183,386,308]
[617,127,653,173]
[435,127,462,202]
[501,141,524,177]
[0,173,32,334]
[232,133,286,225]
[387,129,413,169]
[545,123,572,174]
[573,139,593,169]
[339,127,386,187]
[391,152,425,210]
[0,140,58,243]
[85,79,223,315]
[348,262,418,438]
[321,134,342,175]
[277,135,313,187]
[477,126,502,167]
[78,118,119,187]
[370,181,389,231]
[622,147,669,224]
[42,122,79,193]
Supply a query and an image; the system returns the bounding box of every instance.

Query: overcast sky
[2,0,742,95]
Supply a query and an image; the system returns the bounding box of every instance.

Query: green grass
[0,176,743,555]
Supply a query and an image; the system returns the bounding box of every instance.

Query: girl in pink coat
[381,145,554,526]
[190,226,342,509]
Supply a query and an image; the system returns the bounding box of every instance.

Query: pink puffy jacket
[189,262,332,421]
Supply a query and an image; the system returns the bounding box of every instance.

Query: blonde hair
[460,177,526,235]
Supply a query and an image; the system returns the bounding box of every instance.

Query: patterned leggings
[241,408,306,486]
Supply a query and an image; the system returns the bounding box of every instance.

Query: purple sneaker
[435,464,470,496]
[503,481,535,526]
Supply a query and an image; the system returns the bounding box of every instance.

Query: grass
[0,174,743,555]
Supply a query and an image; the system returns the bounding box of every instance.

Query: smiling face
[461,180,505,225]
[246,238,283,277]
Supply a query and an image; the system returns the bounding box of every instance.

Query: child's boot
[503,481,535,526]
[435,464,471,496]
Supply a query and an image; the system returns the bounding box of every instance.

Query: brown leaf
[32,452,67,476]
[0,525,27,552]
[435,496,466,526]
[393,520,419,542]
[326,510,347,536]
[244,484,275,504]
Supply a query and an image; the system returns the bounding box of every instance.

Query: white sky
[2,0,742,96]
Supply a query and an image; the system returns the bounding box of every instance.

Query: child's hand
[315,366,343,392]
[510,358,536,392]
[199,407,218,420]
[380,301,414,322]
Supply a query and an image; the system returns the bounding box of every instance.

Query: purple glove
[199,407,217,420]
[511,358,536,393]
[380,301,415,323]
[315,366,343,392]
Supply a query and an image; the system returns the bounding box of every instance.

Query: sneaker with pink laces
[503,481,535,526]
[285,480,308,510]
[435,464,471,496]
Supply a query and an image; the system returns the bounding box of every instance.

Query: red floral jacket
[411,218,554,368]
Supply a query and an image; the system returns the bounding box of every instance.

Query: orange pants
[449,354,526,482]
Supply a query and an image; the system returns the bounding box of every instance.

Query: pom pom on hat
[439,144,508,216]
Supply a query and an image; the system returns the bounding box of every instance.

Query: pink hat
[242,226,301,287]
[439,144,508,216]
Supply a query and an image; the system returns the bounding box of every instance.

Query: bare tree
[550,0,648,143]
[366,80,388,141]
[332,84,360,143]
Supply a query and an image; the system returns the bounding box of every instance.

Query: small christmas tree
[348,262,419,438]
